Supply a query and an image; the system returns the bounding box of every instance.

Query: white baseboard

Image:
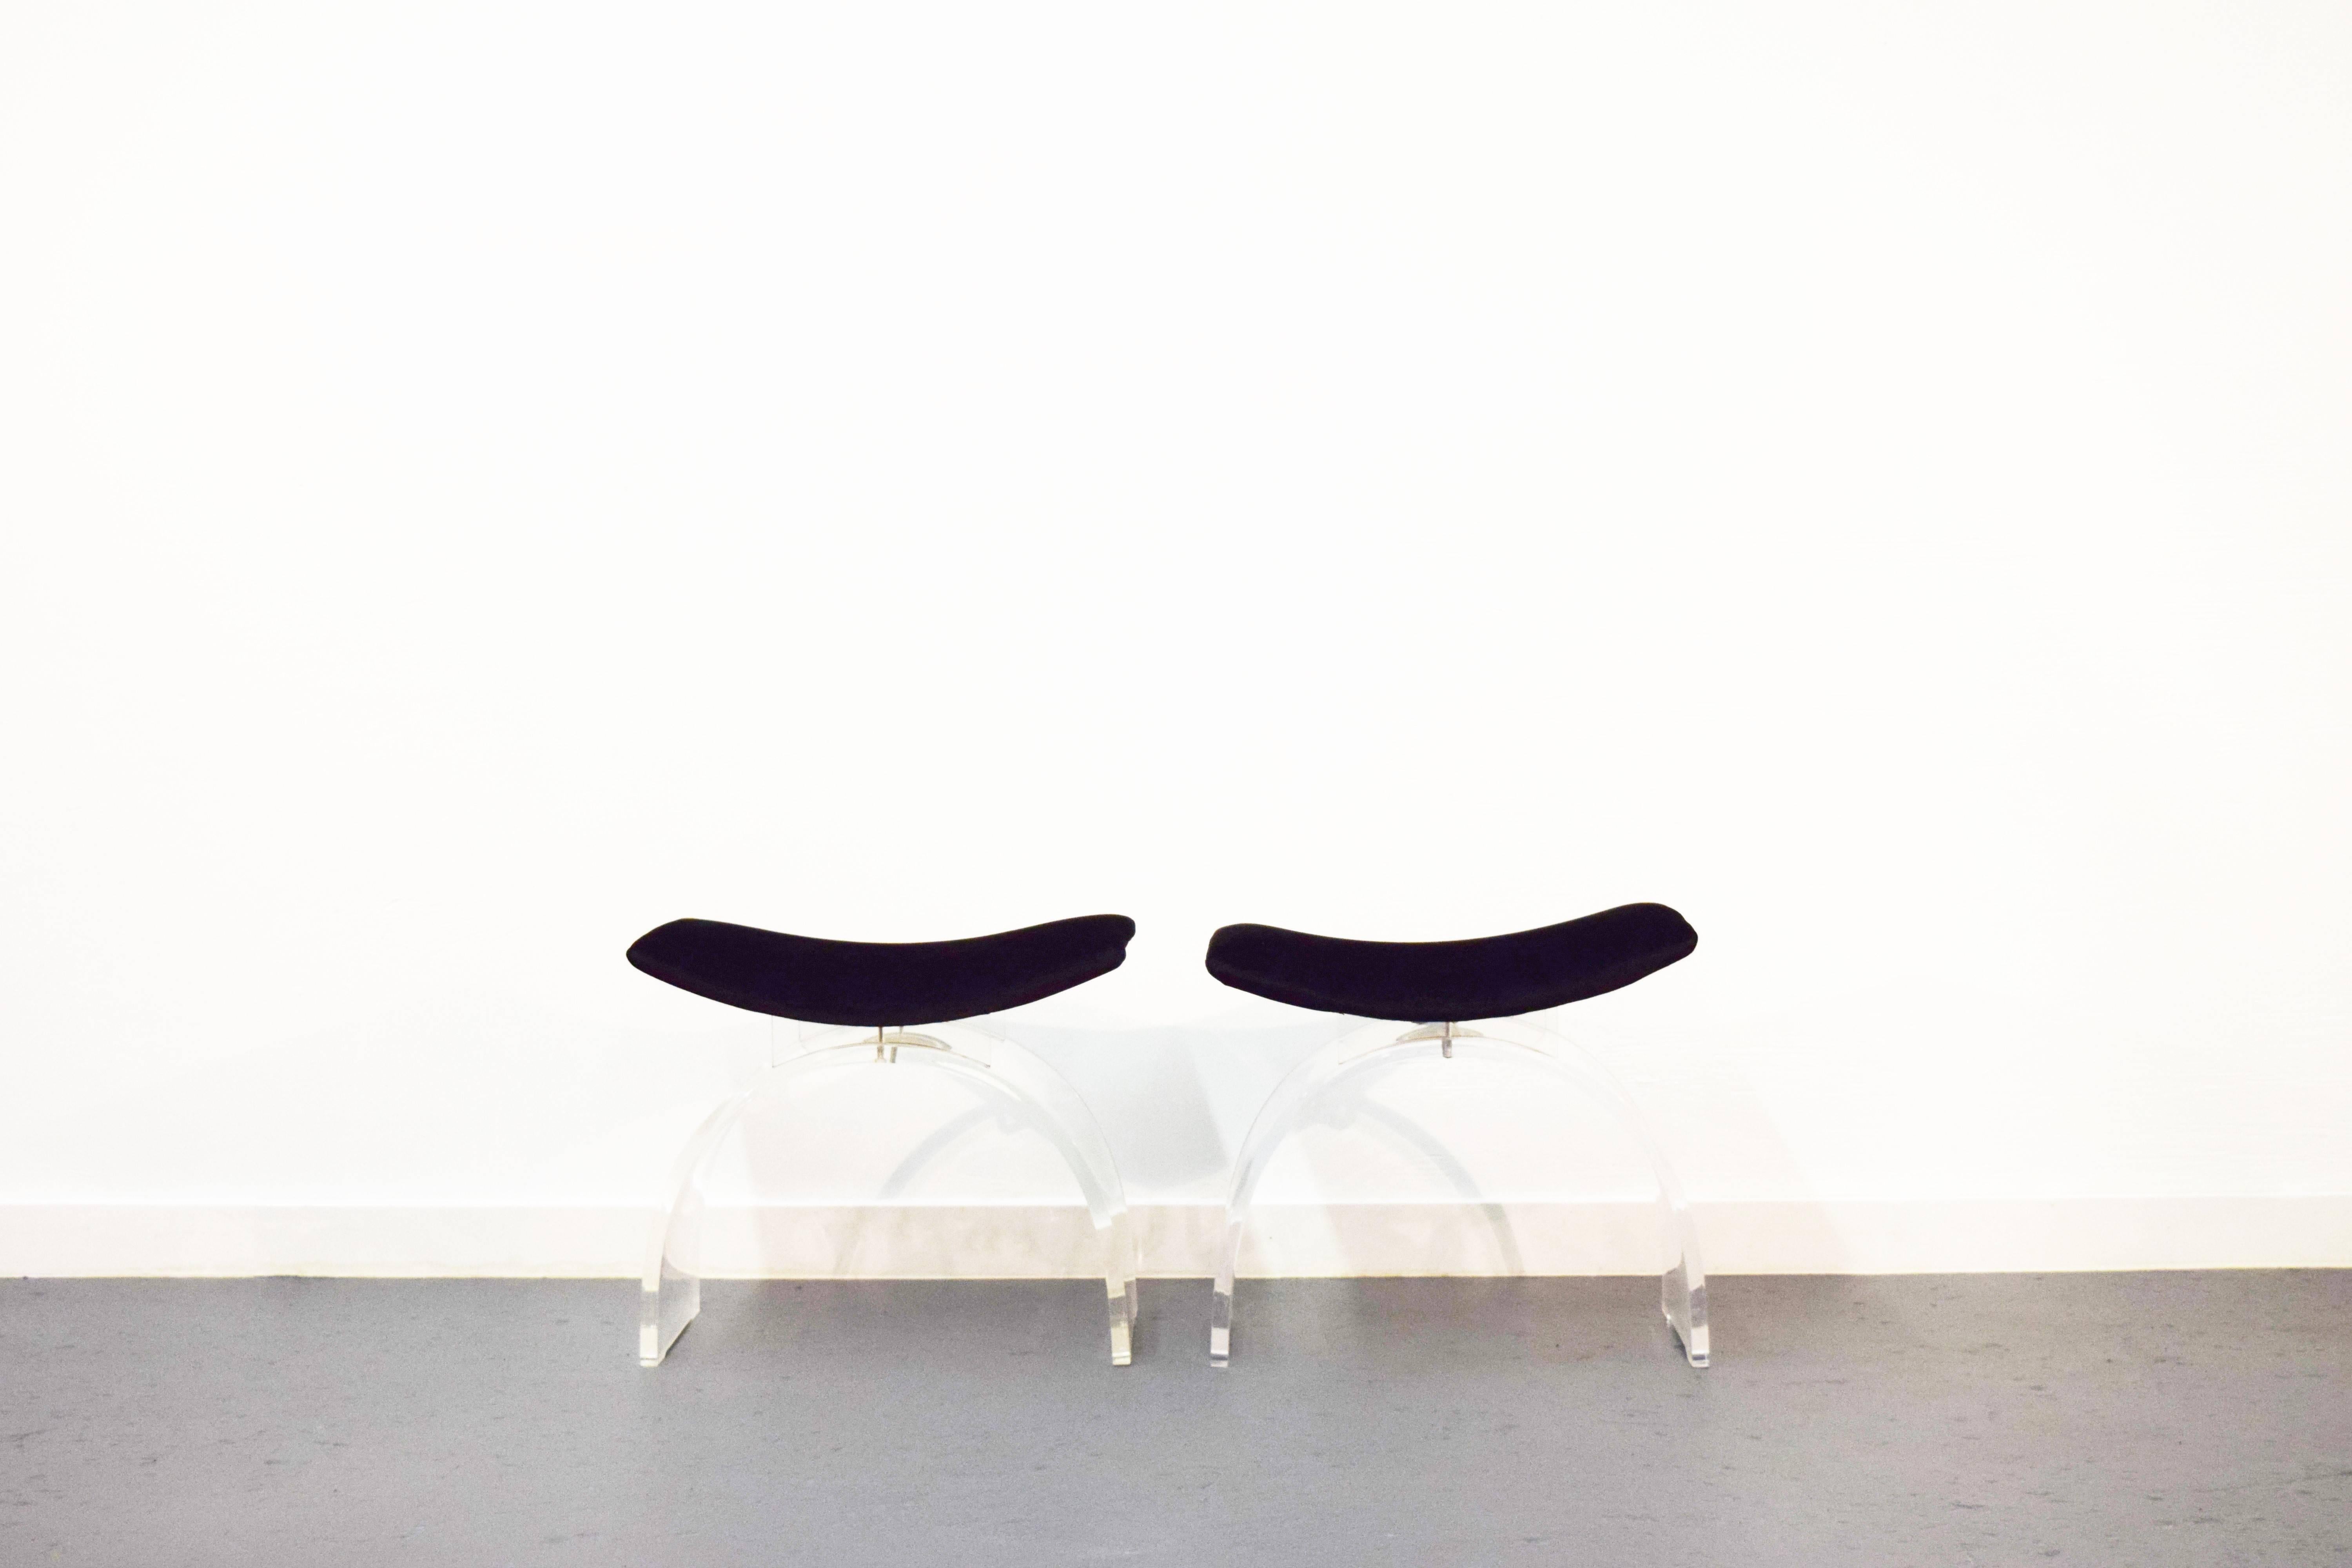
[5,1197,2349,1278]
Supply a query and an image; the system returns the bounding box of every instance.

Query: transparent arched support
[641,1018,1139,1368]
[1209,1014,1708,1369]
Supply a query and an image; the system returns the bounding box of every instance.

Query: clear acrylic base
[641,1018,1139,1368]
[1209,1014,1708,1369]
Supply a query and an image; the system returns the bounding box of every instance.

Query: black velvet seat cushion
[1204,904,1696,1022]
[627,914,1136,1026]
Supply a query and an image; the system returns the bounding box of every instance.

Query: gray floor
[3,1273,2348,1566]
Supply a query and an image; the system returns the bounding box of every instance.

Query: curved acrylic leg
[1210,1014,1708,1369]
[641,1020,1138,1367]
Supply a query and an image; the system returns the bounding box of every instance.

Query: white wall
[4,0,2349,1275]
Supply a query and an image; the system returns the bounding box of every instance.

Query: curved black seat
[1204,903,1696,1022]
[627,914,1136,1026]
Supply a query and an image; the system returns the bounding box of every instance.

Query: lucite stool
[1201,903,1709,1369]
[626,914,1141,1368]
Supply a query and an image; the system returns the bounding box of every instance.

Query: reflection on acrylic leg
[640,1021,1138,1368]
[1211,1014,1707,1369]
